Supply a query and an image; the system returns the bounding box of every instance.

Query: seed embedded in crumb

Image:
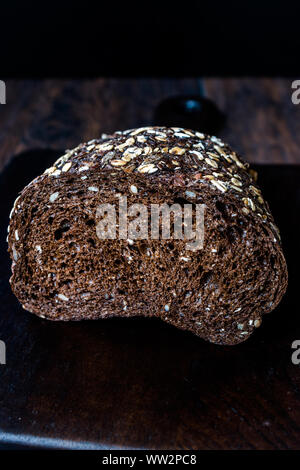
[88,186,99,192]
[254,318,262,328]
[185,190,196,198]
[164,304,169,312]
[49,192,59,202]
[58,293,69,301]
[130,185,138,194]
[12,244,18,261]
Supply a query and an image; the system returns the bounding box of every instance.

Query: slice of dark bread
[7,127,288,345]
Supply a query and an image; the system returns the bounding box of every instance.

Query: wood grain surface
[0,79,299,450]
[0,78,299,171]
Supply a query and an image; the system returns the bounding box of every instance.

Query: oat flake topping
[40,126,281,241]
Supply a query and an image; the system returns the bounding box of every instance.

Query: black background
[1,0,299,77]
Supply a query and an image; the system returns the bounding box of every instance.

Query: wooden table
[0,79,299,450]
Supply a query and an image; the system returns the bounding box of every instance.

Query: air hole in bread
[85,219,95,227]
[54,220,71,240]
[201,271,214,287]
[87,238,96,248]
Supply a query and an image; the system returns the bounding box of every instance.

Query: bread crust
[8,127,288,345]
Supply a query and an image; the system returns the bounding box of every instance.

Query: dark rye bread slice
[7,127,288,345]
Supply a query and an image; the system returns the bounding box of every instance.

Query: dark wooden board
[0,150,299,450]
